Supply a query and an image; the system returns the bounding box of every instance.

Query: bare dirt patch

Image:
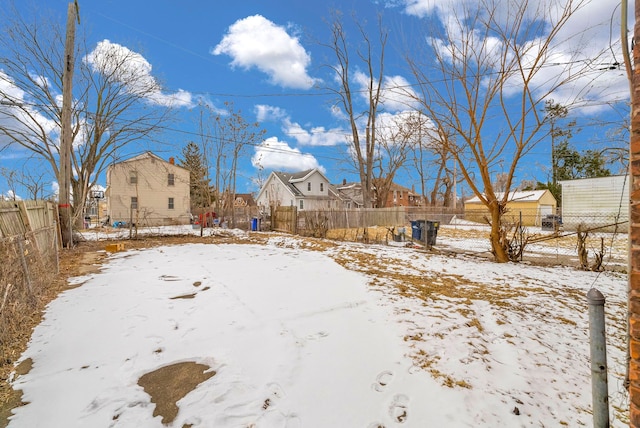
[137,362,215,425]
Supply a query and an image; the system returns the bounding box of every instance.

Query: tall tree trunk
[488,201,509,262]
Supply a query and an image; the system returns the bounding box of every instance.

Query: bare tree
[0,167,18,200]
[0,4,175,229]
[407,0,596,262]
[373,112,420,207]
[323,11,387,208]
[426,126,455,207]
[1,161,50,200]
[208,101,265,227]
[17,164,50,200]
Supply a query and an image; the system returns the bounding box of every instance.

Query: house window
[130,172,137,185]
[320,183,324,192]
[307,182,311,191]
[168,197,174,209]
[168,173,175,186]
[399,192,403,199]
[131,196,138,209]
[299,200,304,210]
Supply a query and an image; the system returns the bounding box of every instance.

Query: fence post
[587,288,609,427]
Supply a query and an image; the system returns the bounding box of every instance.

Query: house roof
[274,169,337,197]
[336,182,360,190]
[465,190,553,204]
[234,193,256,206]
[273,171,305,197]
[286,169,316,183]
[112,151,188,171]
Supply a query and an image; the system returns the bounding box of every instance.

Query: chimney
[342,178,347,185]
[169,157,175,165]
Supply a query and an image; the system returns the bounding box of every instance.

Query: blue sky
[0,0,632,199]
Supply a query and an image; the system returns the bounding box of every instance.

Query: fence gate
[272,206,297,234]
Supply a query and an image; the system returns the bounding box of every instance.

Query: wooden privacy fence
[270,206,407,237]
[271,206,298,234]
[0,200,59,363]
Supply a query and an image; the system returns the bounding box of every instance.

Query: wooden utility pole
[59,1,79,248]
[629,0,640,425]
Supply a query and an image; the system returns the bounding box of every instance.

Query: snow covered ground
[6,226,629,427]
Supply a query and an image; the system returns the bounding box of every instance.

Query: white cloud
[254,104,348,146]
[395,0,629,112]
[251,136,323,172]
[85,40,193,108]
[1,190,21,201]
[376,110,433,141]
[255,104,288,122]
[352,71,418,113]
[283,118,347,147]
[0,70,59,146]
[213,15,318,90]
[380,75,419,111]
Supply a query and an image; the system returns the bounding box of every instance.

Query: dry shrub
[325,226,394,244]
[0,233,57,366]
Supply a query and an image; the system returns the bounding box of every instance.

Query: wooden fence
[271,206,298,234]
[270,206,408,237]
[0,200,59,363]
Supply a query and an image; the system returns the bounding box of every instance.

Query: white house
[560,175,628,230]
[255,169,342,213]
[106,152,191,226]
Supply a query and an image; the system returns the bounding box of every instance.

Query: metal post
[587,288,610,427]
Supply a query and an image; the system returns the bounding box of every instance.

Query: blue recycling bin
[411,220,424,240]
[251,217,259,231]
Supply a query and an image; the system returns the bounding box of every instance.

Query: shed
[559,175,628,231]
[464,190,557,226]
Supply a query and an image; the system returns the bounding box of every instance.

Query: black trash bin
[424,220,439,246]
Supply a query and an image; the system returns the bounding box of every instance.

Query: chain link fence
[430,213,628,271]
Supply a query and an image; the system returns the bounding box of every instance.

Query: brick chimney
[169,157,175,165]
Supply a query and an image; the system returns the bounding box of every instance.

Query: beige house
[106,152,191,226]
[464,190,557,226]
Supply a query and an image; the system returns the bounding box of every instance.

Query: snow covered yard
[5,227,629,427]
